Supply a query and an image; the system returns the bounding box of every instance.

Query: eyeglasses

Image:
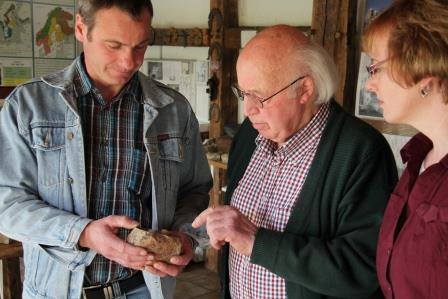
[231,75,307,108]
[366,58,389,78]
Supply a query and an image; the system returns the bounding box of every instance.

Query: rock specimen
[127,228,182,263]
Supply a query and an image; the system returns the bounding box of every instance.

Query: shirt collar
[401,132,448,169]
[255,102,330,163]
[74,54,92,97]
[74,54,141,104]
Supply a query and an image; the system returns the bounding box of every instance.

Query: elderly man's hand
[192,206,257,257]
[79,215,150,270]
[144,231,194,277]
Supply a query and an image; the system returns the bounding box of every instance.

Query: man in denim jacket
[0,1,212,298]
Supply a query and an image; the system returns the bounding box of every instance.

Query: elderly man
[193,25,397,299]
[0,1,211,298]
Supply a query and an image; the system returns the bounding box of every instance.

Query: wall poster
[0,0,76,86]
[355,0,393,119]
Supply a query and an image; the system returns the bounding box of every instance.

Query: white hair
[292,41,339,104]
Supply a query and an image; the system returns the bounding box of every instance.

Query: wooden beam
[0,243,22,259]
[151,28,210,47]
[0,243,23,299]
[2,258,22,299]
[362,119,418,137]
[208,0,239,139]
[0,87,14,99]
[311,0,353,105]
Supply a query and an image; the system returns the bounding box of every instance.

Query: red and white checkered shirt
[229,103,330,299]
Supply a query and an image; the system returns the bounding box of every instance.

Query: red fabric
[377,133,448,299]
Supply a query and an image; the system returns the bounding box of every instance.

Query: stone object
[206,151,221,161]
[220,153,229,164]
[127,228,182,263]
[0,233,10,244]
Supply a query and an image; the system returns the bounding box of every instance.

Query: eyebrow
[236,85,263,96]
[104,38,151,47]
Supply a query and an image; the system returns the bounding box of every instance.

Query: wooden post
[311,0,356,106]
[208,0,239,139]
[0,243,23,299]
[2,258,22,299]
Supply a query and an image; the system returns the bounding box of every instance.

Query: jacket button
[67,132,74,140]
[67,177,74,184]
[387,248,391,255]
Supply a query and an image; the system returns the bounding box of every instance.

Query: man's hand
[144,231,194,277]
[79,215,150,270]
[192,206,257,257]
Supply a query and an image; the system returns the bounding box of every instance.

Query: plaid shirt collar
[255,102,331,165]
[74,54,141,105]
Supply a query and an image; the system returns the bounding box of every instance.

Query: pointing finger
[192,207,214,228]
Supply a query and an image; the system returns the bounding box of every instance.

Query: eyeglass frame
[231,75,307,108]
[366,58,389,78]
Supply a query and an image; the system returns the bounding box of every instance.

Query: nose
[364,77,377,94]
[120,49,139,71]
[243,96,259,117]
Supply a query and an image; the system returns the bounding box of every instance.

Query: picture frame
[354,0,417,136]
[355,0,393,120]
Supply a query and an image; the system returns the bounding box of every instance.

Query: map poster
[33,3,75,59]
[0,1,33,57]
[34,58,71,78]
[0,57,33,86]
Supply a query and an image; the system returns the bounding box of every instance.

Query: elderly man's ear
[298,76,315,104]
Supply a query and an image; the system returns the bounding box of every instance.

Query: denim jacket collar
[40,57,175,110]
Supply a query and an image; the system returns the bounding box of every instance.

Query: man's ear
[298,76,315,104]
[75,14,87,43]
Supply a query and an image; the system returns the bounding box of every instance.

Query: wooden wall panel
[208,0,239,139]
[311,0,354,106]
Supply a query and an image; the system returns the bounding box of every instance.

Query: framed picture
[355,0,393,120]
[353,0,417,136]
[355,52,383,119]
[362,0,393,29]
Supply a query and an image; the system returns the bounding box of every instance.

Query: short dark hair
[77,0,153,37]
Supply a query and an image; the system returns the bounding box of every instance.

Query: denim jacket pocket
[24,245,71,298]
[154,135,184,191]
[30,125,66,188]
[157,135,184,162]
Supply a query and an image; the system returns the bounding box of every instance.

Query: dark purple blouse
[377,133,448,299]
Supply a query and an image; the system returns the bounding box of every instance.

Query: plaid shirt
[229,103,330,299]
[74,57,151,285]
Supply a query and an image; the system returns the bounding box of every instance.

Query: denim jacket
[0,59,212,299]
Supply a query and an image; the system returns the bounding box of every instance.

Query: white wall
[150,0,313,60]
[151,0,210,28]
[239,0,312,26]
[151,0,313,28]
[150,0,314,124]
